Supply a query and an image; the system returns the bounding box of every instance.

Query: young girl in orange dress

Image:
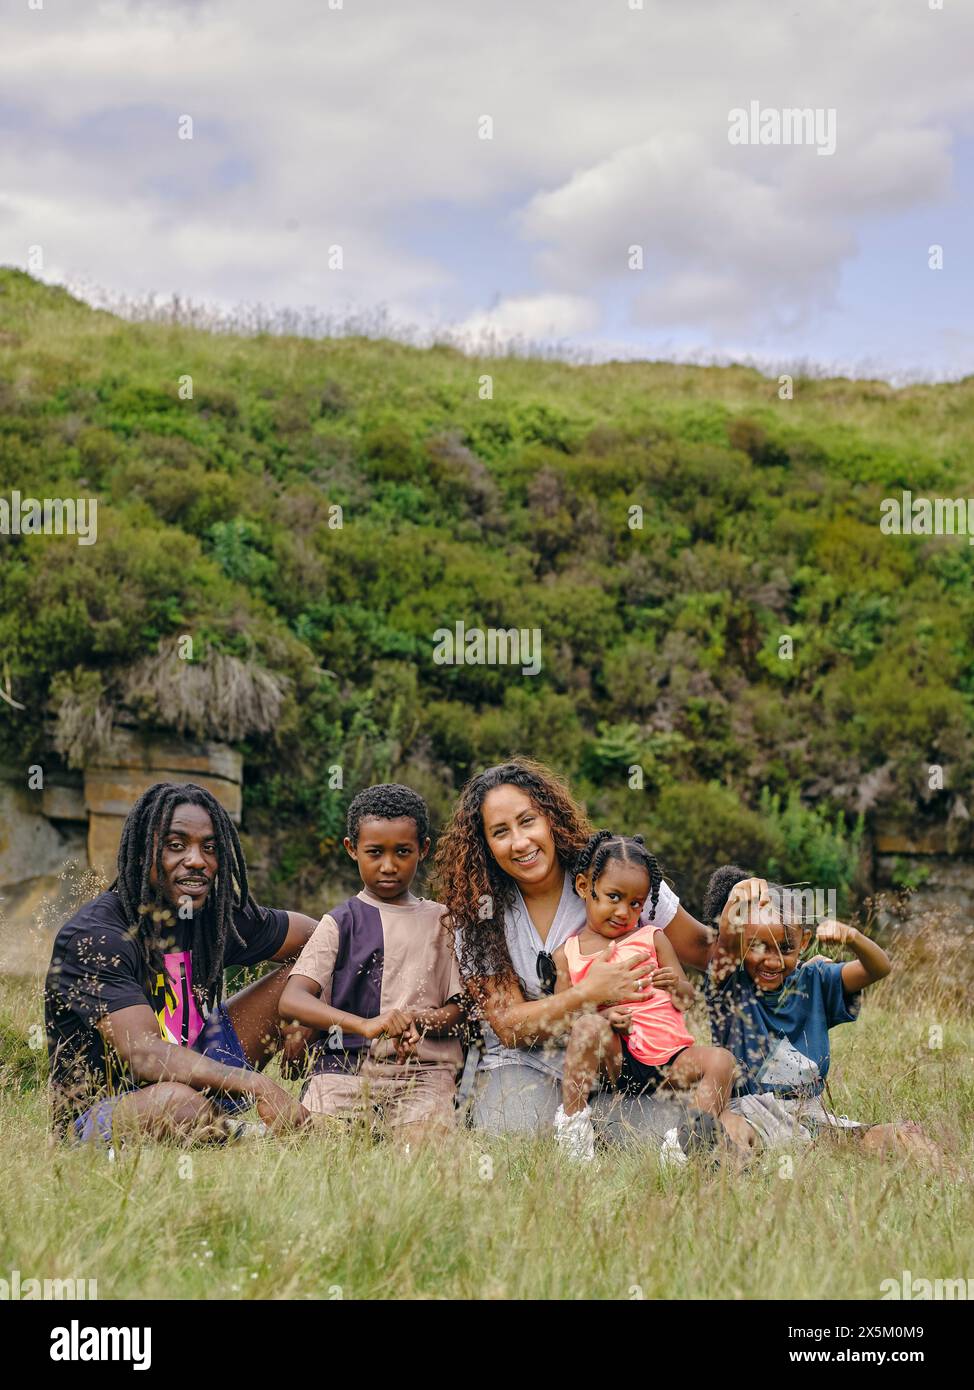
[551,830,744,1161]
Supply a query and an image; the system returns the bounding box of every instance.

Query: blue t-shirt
[704,959,861,1097]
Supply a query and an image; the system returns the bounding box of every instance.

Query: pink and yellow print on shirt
[154,950,205,1046]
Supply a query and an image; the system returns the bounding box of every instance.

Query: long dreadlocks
[111,782,251,1009]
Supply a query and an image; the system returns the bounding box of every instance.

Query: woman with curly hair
[432,756,722,1146]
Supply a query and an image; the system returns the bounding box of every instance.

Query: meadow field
[1,271,973,1301]
[2,922,971,1302]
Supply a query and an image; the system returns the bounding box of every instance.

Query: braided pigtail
[572,829,614,890]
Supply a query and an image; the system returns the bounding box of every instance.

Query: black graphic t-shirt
[45,889,289,1125]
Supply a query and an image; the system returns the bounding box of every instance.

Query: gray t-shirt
[457,869,680,1077]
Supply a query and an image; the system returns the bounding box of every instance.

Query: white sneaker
[554,1104,596,1162]
[223,1119,270,1142]
[658,1126,689,1168]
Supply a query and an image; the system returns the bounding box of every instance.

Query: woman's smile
[509,843,550,880]
[512,846,542,866]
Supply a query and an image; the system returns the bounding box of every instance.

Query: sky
[1,0,972,382]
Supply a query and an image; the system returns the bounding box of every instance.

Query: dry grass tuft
[50,642,291,765]
[120,640,290,743]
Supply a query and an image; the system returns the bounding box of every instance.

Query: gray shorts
[469,1061,708,1149]
[730,1092,865,1150]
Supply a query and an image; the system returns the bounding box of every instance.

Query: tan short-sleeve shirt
[291,888,462,1069]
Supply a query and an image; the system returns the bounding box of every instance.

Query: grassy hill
[1,268,972,913]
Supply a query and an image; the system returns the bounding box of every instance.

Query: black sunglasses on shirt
[536,950,557,996]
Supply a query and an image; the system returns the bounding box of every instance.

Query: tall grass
[70,278,958,386]
[1,918,971,1301]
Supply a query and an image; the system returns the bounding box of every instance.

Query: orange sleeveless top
[563,924,695,1066]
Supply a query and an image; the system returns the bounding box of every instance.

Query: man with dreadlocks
[45,782,319,1146]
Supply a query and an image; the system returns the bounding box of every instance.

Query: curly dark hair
[704,864,802,939]
[346,783,430,846]
[702,865,755,925]
[573,829,664,921]
[431,757,592,989]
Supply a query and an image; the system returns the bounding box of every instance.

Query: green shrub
[644,781,784,915]
[758,787,865,912]
[1,269,972,909]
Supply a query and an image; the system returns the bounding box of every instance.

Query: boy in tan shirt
[280,784,464,1143]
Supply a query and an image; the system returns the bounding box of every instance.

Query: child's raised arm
[709,877,771,984]
[815,921,891,994]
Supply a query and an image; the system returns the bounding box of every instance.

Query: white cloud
[0,0,970,370]
[455,293,599,349]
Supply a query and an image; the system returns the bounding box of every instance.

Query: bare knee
[710,1048,737,1087]
[682,1045,736,1089]
[123,1082,219,1138]
[154,1082,213,1123]
[565,1015,616,1078]
[569,1013,614,1052]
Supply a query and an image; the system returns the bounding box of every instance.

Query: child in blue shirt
[701,866,940,1161]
